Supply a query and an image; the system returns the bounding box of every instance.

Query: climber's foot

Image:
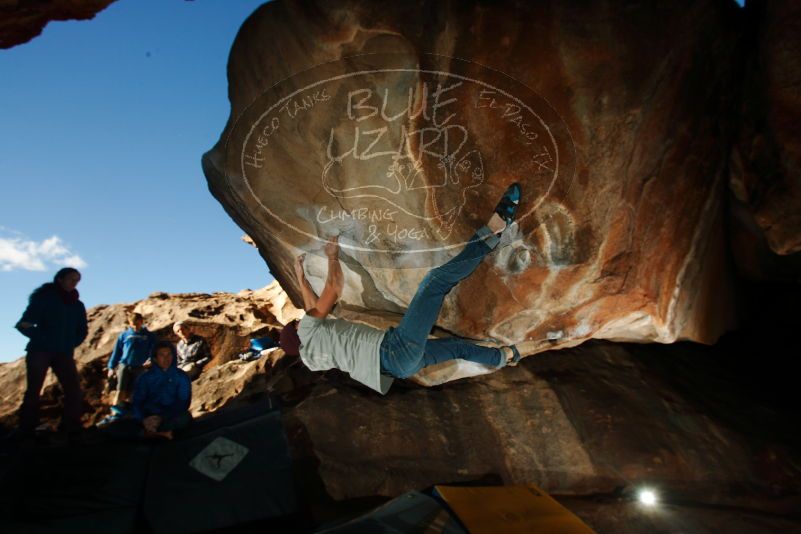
[489,182,522,234]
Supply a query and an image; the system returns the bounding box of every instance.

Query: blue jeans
[380,226,504,378]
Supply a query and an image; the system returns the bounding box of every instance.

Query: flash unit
[638,488,658,506]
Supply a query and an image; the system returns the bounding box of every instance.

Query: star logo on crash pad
[189,436,249,481]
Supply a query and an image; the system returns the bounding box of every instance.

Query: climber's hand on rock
[324,236,339,259]
[294,254,306,282]
[107,369,115,378]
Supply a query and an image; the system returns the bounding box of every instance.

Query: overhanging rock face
[0,0,116,49]
[732,0,801,256]
[202,0,741,377]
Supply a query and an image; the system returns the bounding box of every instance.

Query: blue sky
[0,0,273,361]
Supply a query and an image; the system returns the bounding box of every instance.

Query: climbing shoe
[498,345,522,368]
[494,182,522,226]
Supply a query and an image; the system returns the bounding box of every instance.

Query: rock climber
[286,183,523,394]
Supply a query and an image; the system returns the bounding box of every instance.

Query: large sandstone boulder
[202,0,742,380]
[281,338,801,523]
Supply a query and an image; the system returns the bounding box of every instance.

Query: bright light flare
[638,488,658,506]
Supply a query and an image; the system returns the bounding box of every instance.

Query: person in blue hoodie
[132,341,192,439]
[15,267,88,434]
[107,311,156,408]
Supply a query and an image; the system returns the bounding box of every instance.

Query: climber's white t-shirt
[297,314,393,395]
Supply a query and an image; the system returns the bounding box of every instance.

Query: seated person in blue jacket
[132,341,192,439]
[285,183,523,395]
[107,311,157,408]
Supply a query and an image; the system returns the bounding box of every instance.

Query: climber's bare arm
[298,236,344,320]
[295,254,319,311]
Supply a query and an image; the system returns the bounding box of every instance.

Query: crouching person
[173,321,211,381]
[132,341,192,440]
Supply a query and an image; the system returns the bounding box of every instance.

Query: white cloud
[0,230,87,272]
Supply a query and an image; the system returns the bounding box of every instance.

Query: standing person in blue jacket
[107,311,156,409]
[132,341,192,439]
[15,267,88,435]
